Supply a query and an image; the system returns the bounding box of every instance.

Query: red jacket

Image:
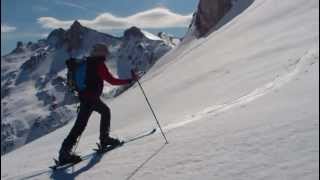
[97,63,131,85]
[79,57,132,102]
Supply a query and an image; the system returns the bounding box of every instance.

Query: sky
[1,0,199,56]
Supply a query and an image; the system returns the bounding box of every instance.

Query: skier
[58,43,136,164]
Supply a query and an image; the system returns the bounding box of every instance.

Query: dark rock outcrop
[195,0,232,37]
[124,26,145,39]
[63,20,87,52]
[11,41,25,54]
[47,28,66,48]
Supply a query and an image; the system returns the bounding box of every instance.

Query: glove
[131,69,139,81]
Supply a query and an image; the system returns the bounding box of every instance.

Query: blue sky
[1,0,198,55]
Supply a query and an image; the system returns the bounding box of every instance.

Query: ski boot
[97,136,124,152]
[58,149,82,165]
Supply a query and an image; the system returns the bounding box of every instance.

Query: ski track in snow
[163,48,319,132]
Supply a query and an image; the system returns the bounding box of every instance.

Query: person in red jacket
[59,43,136,163]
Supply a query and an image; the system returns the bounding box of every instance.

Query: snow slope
[1,0,318,179]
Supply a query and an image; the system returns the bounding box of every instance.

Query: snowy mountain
[1,22,177,155]
[1,0,319,179]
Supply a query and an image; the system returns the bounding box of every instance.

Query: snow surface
[1,0,319,179]
[141,30,162,41]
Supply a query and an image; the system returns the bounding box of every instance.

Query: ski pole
[135,76,169,144]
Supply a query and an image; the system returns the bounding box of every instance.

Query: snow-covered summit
[46,20,120,58]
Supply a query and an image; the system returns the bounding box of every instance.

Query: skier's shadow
[50,152,103,180]
[48,143,167,180]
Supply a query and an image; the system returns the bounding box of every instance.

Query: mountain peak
[64,20,87,51]
[46,28,66,48]
[70,20,83,30]
[10,41,25,54]
[124,26,144,39]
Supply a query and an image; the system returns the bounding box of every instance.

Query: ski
[93,128,157,153]
[124,128,156,143]
[93,142,124,153]
[49,158,82,170]
[49,128,156,170]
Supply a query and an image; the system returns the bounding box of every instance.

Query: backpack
[65,58,87,92]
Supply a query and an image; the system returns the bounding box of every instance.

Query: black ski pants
[60,98,111,153]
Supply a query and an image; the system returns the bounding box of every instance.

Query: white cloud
[1,24,17,33]
[54,1,88,11]
[38,17,73,29]
[38,7,193,31]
